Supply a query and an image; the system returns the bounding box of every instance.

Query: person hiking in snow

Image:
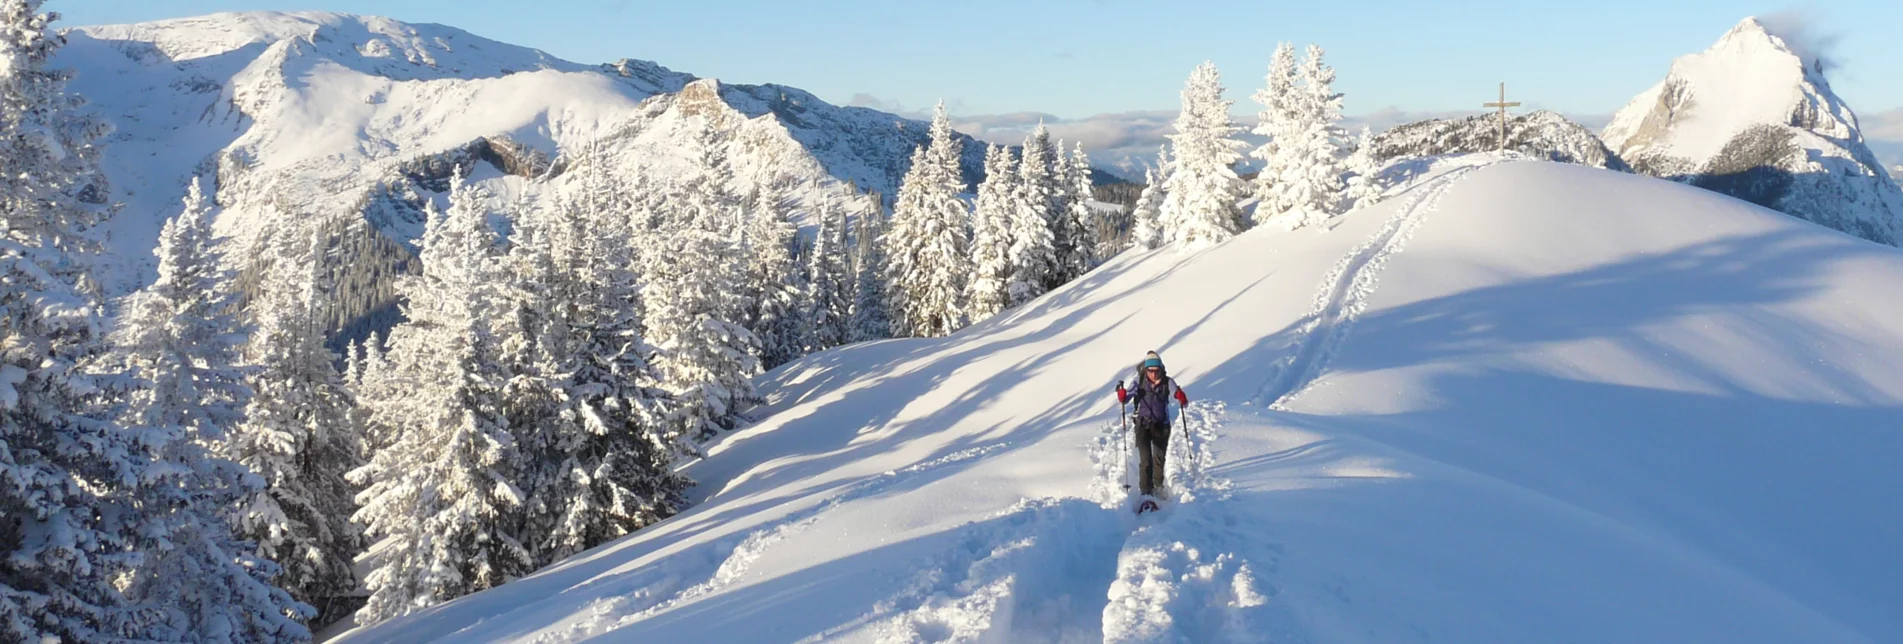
[1116,351,1189,500]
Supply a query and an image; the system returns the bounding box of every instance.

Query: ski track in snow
[1252,161,1501,410]
[534,443,1011,644]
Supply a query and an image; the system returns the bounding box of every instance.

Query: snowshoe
[1135,496,1161,515]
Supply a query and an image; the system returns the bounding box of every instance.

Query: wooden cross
[1482,82,1521,151]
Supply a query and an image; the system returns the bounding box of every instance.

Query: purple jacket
[1118,376,1188,423]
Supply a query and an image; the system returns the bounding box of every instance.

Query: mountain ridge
[59,11,985,290]
[1602,16,1903,245]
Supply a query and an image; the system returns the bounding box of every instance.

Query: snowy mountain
[57,11,985,313]
[334,158,1903,642]
[1603,16,1903,246]
[1371,110,1627,171]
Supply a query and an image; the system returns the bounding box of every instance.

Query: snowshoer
[1116,350,1189,508]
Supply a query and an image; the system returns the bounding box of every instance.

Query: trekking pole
[1117,379,1132,491]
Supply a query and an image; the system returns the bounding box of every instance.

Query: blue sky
[56,1,1903,139]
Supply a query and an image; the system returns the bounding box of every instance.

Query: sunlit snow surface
[337,158,1903,643]
[57,12,962,294]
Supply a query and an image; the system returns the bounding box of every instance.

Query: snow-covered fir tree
[1130,163,1166,250]
[1251,42,1301,223]
[1275,45,1350,229]
[0,7,143,636]
[1065,142,1111,265]
[1159,61,1249,248]
[1047,139,1092,287]
[848,195,892,342]
[105,178,314,642]
[883,102,970,337]
[741,187,806,369]
[504,153,689,567]
[966,141,1027,320]
[646,172,761,441]
[350,174,531,626]
[1344,125,1384,208]
[1008,128,1058,306]
[803,190,852,352]
[230,218,365,627]
[350,333,397,453]
[967,144,1016,322]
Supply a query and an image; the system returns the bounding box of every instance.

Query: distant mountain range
[1368,17,1903,247]
[56,11,1903,319]
[61,11,987,294]
[60,11,1004,345]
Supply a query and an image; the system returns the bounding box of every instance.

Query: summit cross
[1482,82,1521,151]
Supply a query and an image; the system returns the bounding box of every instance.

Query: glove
[1115,381,1126,395]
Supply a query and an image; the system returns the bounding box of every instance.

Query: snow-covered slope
[1604,16,1903,245]
[57,11,984,294]
[335,159,1903,643]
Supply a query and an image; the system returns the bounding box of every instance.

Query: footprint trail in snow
[864,162,1503,644]
[561,163,1502,644]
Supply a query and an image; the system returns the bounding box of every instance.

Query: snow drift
[334,159,1903,642]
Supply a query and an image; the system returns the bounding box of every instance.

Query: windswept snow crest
[339,157,1903,642]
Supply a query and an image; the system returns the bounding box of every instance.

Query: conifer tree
[646,175,760,441]
[1065,142,1108,265]
[505,152,689,566]
[848,195,892,342]
[101,179,315,642]
[229,217,366,627]
[741,188,805,369]
[1251,42,1301,223]
[0,6,142,633]
[1344,125,1384,208]
[1008,128,1058,305]
[967,144,1016,322]
[1282,45,1349,229]
[1130,164,1166,250]
[350,175,531,626]
[1159,61,1248,248]
[804,192,852,352]
[1048,139,1092,287]
[883,102,969,337]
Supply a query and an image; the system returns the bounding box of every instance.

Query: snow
[331,157,1903,642]
[1603,17,1809,162]
[1597,16,1903,247]
[54,11,980,295]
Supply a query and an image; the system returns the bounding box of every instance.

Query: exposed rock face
[1603,17,1903,246]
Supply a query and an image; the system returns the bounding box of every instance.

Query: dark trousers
[1134,416,1171,496]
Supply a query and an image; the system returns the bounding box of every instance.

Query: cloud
[847,93,919,117]
[1759,7,1843,74]
[1863,108,1903,177]
[945,110,1182,178]
[1863,107,1903,141]
[1565,112,1615,133]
